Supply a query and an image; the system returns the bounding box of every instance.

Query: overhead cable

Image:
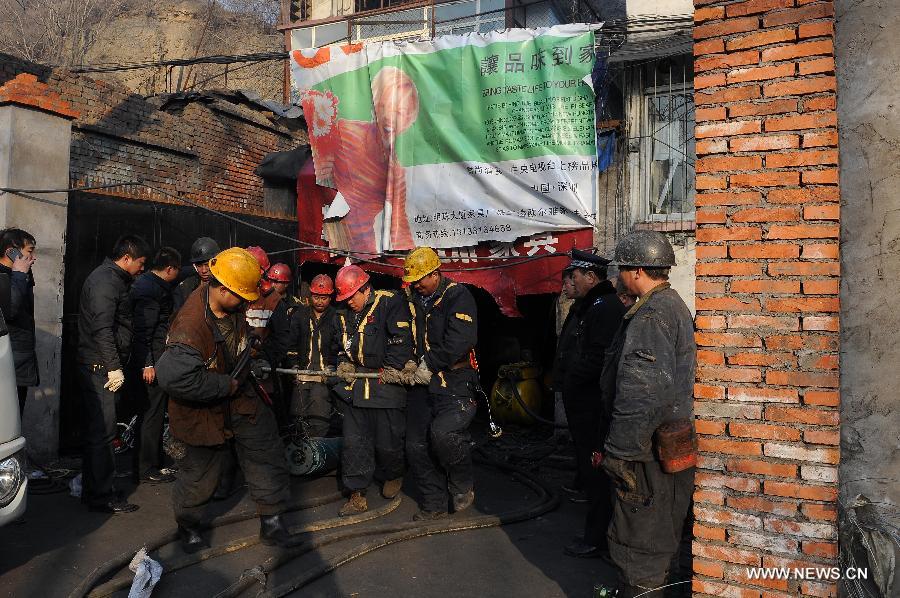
[0,182,576,270]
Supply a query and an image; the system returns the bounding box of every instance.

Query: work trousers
[562,395,598,490]
[17,386,27,415]
[405,386,477,512]
[341,405,404,494]
[133,381,167,478]
[564,398,611,547]
[78,365,119,506]
[172,405,289,527]
[290,381,333,437]
[607,460,694,589]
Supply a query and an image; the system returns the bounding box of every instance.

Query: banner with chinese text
[291,24,599,252]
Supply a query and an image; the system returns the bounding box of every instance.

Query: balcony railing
[283,0,598,49]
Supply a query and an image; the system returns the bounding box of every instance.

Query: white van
[0,308,26,525]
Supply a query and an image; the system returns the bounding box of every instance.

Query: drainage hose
[74,451,558,598]
[68,491,344,598]
[501,372,568,429]
[216,452,558,597]
[86,498,401,598]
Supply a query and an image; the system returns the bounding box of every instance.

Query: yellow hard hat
[402,247,441,283]
[209,247,261,301]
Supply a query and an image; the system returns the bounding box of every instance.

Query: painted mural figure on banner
[300,66,419,254]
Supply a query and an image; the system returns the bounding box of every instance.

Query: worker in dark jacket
[551,266,581,497]
[562,249,626,559]
[332,264,412,517]
[172,237,219,313]
[599,231,696,597]
[156,247,291,552]
[288,274,345,438]
[129,246,181,484]
[0,228,38,414]
[401,247,479,520]
[77,235,151,513]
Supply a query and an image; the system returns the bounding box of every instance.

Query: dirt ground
[0,429,687,597]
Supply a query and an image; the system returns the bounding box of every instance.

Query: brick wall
[692,2,841,597]
[0,56,301,220]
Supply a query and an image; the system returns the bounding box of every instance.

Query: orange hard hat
[310,274,335,295]
[267,263,292,283]
[335,265,370,302]
[245,246,270,273]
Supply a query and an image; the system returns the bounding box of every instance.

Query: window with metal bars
[645,85,695,218]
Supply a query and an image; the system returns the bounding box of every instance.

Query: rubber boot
[381,477,403,499]
[178,525,208,554]
[339,492,368,517]
[259,514,291,547]
[452,489,475,513]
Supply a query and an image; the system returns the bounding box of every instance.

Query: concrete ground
[0,431,675,597]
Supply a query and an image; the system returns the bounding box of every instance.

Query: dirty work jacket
[562,280,626,408]
[0,263,38,386]
[157,284,263,446]
[339,290,412,408]
[408,277,478,397]
[77,258,135,371]
[289,303,345,371]
[601,283,696,462]
[130,271,174,368]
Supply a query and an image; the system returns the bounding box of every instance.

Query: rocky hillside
[4,0,286,99]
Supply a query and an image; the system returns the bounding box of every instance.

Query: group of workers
[67,225,694,597]
[553,230,697,597]
[73,235,480,552]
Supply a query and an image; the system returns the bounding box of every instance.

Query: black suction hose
[216,452,559,597]
[86,497,401,598]
[68,491,343,598]
[500,370,569,429]
[73,448,560,598]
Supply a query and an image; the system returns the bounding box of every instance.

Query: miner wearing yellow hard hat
[156,247,292,552]
[400,246,479,520]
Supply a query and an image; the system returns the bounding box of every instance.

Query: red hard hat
[335,265,370,302]
[310,274,335,295]
[245,246,270,273]
[267,263,292,283]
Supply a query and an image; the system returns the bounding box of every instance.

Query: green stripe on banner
[310,31,596,166]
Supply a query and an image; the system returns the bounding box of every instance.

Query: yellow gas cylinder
[490,363,544,425]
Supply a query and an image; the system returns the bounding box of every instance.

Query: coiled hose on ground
[87,497,401,598]
[250,453,559,598]
[69,491,343,598]
[71,449,558,598]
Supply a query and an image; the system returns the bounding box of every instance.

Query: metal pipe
[268,367,381,379]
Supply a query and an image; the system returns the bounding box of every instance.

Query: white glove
[413,359,432,386]
[104,369,125,393]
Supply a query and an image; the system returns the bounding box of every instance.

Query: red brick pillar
[692,2,840,597]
